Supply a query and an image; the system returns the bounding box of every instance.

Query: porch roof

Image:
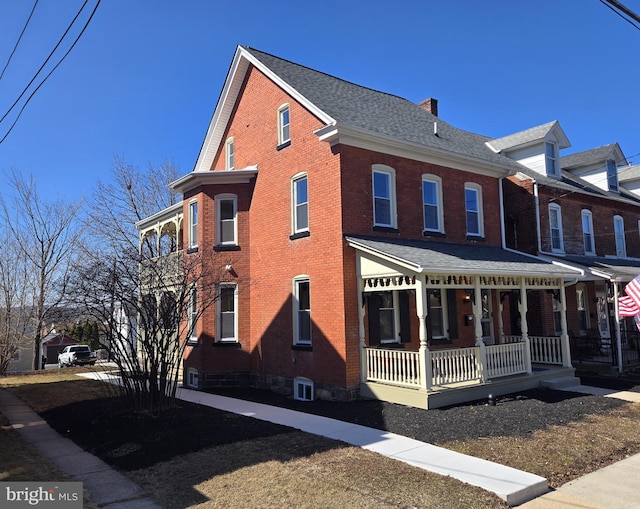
[544,254,640,282]
[346,236,583,278]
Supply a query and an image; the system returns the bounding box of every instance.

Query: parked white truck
[57,345,96,367]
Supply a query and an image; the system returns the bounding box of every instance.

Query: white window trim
[187,368,199,388]
[545,141,559,178]
[278,104,290,145]
[614,215,627,257]
[294,377,314,401]
[225,137,234,170]
[581,209,595,255]
[428,288,448,340]
[215,193,238,246]
[293,275,311,345]
[548,203,564,253]
[576,283,589,334]
[188,200,198,249]
[607,159,619,193]
[379,291,399,344]
[217,284,238,342]
[188,286,197,342]
[422,174,444,233]
[372,164,397,228]
[291,173,309,234]
[464,183,484,237]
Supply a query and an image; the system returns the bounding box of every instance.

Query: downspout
[499,177,507,249]
[533,180,542,255]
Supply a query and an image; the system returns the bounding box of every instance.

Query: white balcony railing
[430,347,481,386]
[365,348,423,388]
[485,342,527,378]
[504,334,563,365]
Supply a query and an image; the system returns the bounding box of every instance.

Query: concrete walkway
[4,370,640,507]
[0,389,160,508]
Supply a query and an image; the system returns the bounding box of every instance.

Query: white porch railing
[430,347,481,385]
[365,348,423,388]
[485,342,527,378]
[504,335,563,365]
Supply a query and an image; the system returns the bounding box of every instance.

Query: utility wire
[0,0,101,144]
[598,0,640,30]
[0,0,39,81]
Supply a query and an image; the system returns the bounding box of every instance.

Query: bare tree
[1,172,83,370]
[71,157,226,415]
[0,233,36,374]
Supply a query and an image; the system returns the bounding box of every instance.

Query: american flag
[625,275,640,308]
[619,295,640,316]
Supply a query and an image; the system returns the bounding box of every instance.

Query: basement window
[294,377,314,401]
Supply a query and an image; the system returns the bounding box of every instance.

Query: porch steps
[539,375,581,390]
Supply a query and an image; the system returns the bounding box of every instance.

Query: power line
[0,0,40,81]
[0,0,101,144]
[598,0,640,31]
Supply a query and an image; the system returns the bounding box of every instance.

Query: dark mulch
[207,384,630,445]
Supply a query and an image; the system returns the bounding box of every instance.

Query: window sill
[276,140,291,151]
[423,230,445,238]
[290,231,310,241]
[212,341,241,348]
[291,344,312,351]
[186,247,199,254]
[214,245,241,252]
[373,226,399,234]
[466,235,485,242]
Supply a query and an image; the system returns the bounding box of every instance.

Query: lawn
[2,368,640,508]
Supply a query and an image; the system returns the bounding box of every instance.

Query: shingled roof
[560,143,625,169]
[241,47,526,174]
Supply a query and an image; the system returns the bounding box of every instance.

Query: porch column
[473,277,487,382]
[416,278,431,390]
[558,282,572,368]
[497,292,505,342]
[519,278,533,375]
[612,281,623,374]
[356,257,368,384]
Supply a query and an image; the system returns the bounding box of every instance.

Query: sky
[0,0,639,204]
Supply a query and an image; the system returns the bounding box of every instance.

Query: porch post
[497,292,505,343]
[473,277,487,382]
[416,277,431,390]
[612,281,623,374]
[519,277,533,375]
[559,281,573,368]
[355,255,368,384]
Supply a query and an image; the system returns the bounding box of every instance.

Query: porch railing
[365,348,422,388]
[430,347,481,385]
[504,334,563,365]
[485,342,527,378]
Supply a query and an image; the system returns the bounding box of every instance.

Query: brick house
[137,46,582,409]
[500,123,640,372]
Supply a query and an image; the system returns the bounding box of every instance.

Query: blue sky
[0,0,639,202]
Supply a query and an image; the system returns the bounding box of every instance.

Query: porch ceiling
[545,254,640,282]
[346,235,583,278]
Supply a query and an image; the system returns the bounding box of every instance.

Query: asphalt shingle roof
[486,121,559,152]
[554,254,640,281]
[244,47,525,173]
[560,144,618,169]
[346,235,581,277]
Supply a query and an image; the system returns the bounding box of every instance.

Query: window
[278,104,290,146]
[292,174,308,234]
[188,286,197,341]
[217,284,237,342]
[293,277,311,345]
[607,159,618,192]
[216,194,237,245]
[187,369,199,388]
[188,201,198,249]
[377,292,397,342]
[548,204,564,252]
[294,377,314,401]
[576,284,589,334]
[552,295,562,335]
[614,215,626,257]
[427,289,447,339]
[372,165,397,228]
[545,141,559,177]
[225,137,234,170]
[582,210,595,255]
[464,183,483,237]
[422,175,443,233]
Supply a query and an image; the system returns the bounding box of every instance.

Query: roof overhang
[316,124,514,179]
[169,166,258,194]
[541,254,640,283]
[346,236,583,280]
[135,201,184,231]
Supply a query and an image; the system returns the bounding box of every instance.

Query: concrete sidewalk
[0,389,160,509]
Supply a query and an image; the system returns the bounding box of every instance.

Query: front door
[481,290,494,345]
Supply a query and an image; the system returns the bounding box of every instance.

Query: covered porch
[347,236,583,409]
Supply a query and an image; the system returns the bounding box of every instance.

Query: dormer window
[545,142,559,177]
[607,159,618,192]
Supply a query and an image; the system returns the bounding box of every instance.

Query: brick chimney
[418,98,438,117]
